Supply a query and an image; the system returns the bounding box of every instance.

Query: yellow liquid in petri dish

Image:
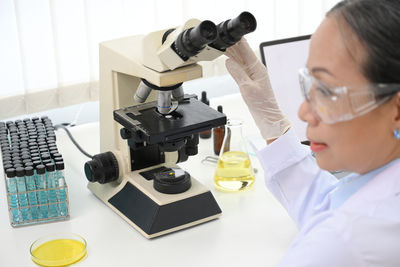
[32,239,86,267]
[214,151,255,192]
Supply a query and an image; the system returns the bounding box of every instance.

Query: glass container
[214,119,255,192]
[30,233,87,267]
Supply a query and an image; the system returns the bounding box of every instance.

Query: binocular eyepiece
[211,11,257,51]
[173,20,218,61]
[171,11,257,61]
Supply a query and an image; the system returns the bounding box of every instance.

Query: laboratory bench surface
[0,94,298,267]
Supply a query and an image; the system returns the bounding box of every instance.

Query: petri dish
[30,233,87,266]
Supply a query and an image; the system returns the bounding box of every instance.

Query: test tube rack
[1,117,70,227]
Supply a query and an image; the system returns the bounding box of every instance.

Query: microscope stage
[114,95,226,144]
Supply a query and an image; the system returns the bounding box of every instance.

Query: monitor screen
[259,35,311,141]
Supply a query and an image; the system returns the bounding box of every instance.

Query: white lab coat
[257,128,400,267]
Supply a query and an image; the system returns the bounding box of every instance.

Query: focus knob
[84,152,119,184]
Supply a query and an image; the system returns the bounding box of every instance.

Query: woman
[226,0,400,266]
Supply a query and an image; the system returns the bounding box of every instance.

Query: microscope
[84,12,256,238]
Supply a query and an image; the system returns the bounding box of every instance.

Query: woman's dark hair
[327,0,400,84]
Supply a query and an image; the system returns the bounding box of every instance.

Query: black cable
[54,124,93,159]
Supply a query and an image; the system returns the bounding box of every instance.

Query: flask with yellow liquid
[214,119,255,192]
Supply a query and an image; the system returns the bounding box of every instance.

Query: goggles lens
[298,68,399,124]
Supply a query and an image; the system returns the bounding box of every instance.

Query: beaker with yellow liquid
[214,119,255,192]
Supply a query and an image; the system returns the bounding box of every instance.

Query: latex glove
[225,38,291,141]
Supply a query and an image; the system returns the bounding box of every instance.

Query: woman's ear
[392,91,400,128]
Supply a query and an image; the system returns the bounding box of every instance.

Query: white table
[0,94,298,267]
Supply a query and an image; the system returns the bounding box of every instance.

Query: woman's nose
[298,100,319,126]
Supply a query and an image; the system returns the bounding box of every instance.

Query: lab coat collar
[339,159,400,214]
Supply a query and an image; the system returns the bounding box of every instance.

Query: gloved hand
[225,38,291,141]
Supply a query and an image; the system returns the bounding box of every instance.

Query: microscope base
[87,166,221,239]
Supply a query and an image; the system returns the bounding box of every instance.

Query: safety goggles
[298,67,400,124]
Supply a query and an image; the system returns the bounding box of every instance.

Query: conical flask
[214,119,255,192]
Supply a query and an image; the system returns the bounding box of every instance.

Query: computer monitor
[259,35,311,141]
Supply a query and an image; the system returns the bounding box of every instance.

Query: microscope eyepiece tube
[172,86,184,101]
[157,91,172,114]
[227,12,257,40]
[173,20,218,60]
[210,11,257,51]
[134,81,153,103]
